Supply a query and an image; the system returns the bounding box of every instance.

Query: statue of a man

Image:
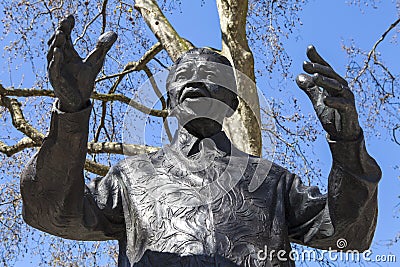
[21,15,381,267]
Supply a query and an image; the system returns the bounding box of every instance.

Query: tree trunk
[217,0,262,156]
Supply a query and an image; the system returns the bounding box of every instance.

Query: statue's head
[166,48,239,138]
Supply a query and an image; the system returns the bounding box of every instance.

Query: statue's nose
[184,82,206,90]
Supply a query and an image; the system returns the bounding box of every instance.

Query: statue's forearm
[20,102,92,237]
[327,130,381,186]
[326,131,381,249]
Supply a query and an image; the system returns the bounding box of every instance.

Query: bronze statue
[21,15,381,267]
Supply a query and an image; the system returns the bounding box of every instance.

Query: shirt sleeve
[21,101,125,241]
[286,133,381,251]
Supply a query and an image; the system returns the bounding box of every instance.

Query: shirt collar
[169,127,234,157]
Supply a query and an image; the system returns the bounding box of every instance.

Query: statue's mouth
[179,85,210,103]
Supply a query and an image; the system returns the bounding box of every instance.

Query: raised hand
[296,45,361,141]
[47,15,117,112]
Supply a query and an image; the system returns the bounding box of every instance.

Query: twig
[0,197,21,207]
[94,102,109,143]
[352,17,400,84]
[96,42,163,86]
[101,0,109,34]
[74,12,102,45]
[95,42,165,141]
[143,66,173,142]
[153,57,169,69]
[393,125,400,146]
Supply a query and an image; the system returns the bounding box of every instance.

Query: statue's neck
[170,127,233,157]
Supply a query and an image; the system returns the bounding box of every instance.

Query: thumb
[84,31,117,73]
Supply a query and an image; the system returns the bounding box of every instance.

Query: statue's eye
[200,67,218,80]
[177,74,185,81]
[175,72,188,82]
[207,74,216,80]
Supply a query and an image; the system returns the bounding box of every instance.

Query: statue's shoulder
[108,149,160,178]
[222,153,291,193]
[244,154,287,174]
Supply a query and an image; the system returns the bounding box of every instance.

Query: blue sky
[2,0,400,266]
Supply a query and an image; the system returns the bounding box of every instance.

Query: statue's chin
[169,97,231,138]
[183,118,222,139]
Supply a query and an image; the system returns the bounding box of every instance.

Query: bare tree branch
[87,142,158,155]
[94,91,167,115]
[93,101,110,143]
[216,0,261,156]
[0,85,168,117]
[0,95,44,144]
[0,88,160,176]
[0,86,54,97]
[0,196,21,207]
[84,159,110,176]
[96,42,163,86]
[0,138,158,176]
[101,0,109,34]
[86,141,160,176]
[0,137,36,157]
[134,0,194,61]
[0,138,159,158]
[143,65,173,142]
[74,13,102,45]
[393,125,400,146]
[352,17,400,85]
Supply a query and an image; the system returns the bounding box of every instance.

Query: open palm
[47,15,117,112]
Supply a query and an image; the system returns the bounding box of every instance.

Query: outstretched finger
[49,47,82,108]
[306,45,331,67]
[303,61,348,86]
[55,15,81,62]
[84,31,118,73]
[46,15,74,65]
[57,15,75,38]
[47,30,66,65]
[48,47,64,84]
[296,73,321,107]
[313,74,353,98]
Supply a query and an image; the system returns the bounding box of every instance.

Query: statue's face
[166,53,238,138]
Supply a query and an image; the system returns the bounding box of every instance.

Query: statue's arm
[20,15,124,240]
[288,45,382,250]
[286,134,381,251]
[21,102,126,240]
